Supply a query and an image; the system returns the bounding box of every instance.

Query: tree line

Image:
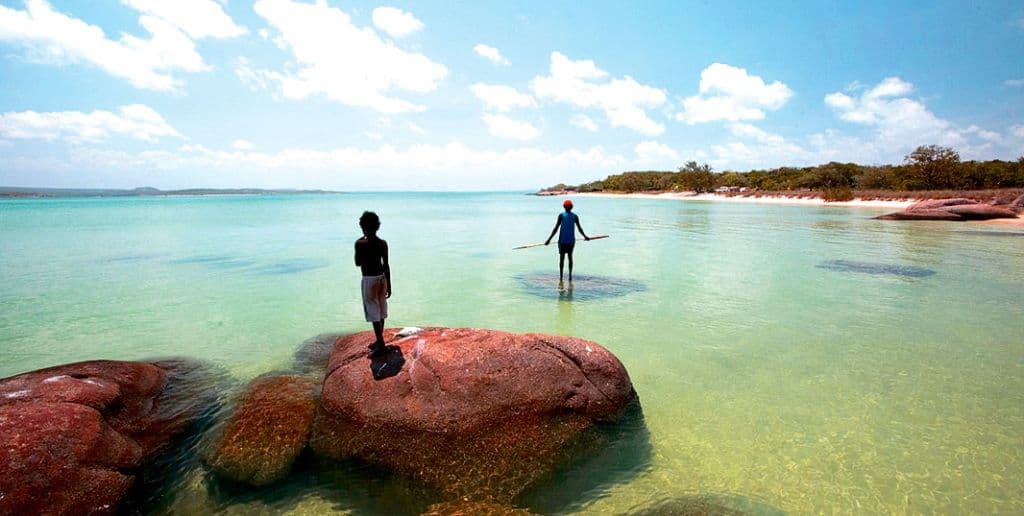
[546,146,1024,196]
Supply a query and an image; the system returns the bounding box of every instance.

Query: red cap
[563,199,573,208]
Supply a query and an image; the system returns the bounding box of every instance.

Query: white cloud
[406,121,425,134]
[121,0,246,39]
[729,123,786,145]
[250,0,447,113]
[570,114,598,132]
[481,113,540,140]
[676,63,793,124]
[473,43,509,66]
[231,139,254,150]
[0,0,212,91]
[1011,125,1024,139]
[0,104,183,142]
[1005,79,1024,87]
[531,51,667,135]
[371,7,423,38]
[634,141,679,161]
[824,76,965,149]
[470,83,536,112]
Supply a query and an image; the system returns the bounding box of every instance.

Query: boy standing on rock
[355,211,391,357]
[544,199,590,282]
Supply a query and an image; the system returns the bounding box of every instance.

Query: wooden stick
[513,235,609,250]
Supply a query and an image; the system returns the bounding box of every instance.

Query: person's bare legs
[369,320,386,356]
[568,251,574,282]
[558,252,566,282]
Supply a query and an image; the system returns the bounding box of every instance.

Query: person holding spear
[544,199,590,283]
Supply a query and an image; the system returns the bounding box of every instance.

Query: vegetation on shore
[542,145,1024,201]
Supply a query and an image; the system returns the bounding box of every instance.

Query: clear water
[1,193,1022,514]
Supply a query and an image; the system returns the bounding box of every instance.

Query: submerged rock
[206,374,317,486]
[310,327,637,502]
[515,272,646,301]
[817,259,936,278]
[875,209,964,221]
[0,359,216,514]
[422,501,533,515]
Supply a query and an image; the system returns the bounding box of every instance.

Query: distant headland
[0,186,342,199]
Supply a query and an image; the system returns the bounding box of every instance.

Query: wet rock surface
[0,359,216,514]
[311,327,638,501]
[206,374,317,486]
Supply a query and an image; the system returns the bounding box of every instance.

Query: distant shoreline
[551,190,916,209]
[0,187,343,199]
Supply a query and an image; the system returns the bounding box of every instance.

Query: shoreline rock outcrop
[310,327,638,501]
[876,197,1020,221]
[0,359,217,514]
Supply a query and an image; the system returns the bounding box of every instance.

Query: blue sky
[0,0,1022,190]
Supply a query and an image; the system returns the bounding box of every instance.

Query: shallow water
[2,193,1023,514]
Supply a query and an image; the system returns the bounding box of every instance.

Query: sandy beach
[572,191,916,209]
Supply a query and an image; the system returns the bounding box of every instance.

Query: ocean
[1,192,1022,513]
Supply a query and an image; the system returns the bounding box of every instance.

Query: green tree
[677,161,716,193]
[904,145,961,189]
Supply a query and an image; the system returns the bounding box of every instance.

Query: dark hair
[359,211,381,231]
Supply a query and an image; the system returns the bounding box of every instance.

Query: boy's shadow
[370,345,405,380]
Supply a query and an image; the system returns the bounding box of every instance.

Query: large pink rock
[906,198,977,211]
[311,327,637,501]
[940,204,1019,220]
[0,360,213,514]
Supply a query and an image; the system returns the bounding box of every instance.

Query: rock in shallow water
[205,374,317,486]
[875,209,965,221]
[310,327,638,502]
[0,359,217,514]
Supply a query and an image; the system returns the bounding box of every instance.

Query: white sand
[572,191,915,209]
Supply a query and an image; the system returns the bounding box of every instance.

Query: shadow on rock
[516,400,652,513]
[370,345,405,380]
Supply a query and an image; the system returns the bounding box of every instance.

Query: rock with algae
[310,327,638,502]
[0,359,217,514]
[205,374,318,485]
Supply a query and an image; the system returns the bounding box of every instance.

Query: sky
[0,0,1022,191]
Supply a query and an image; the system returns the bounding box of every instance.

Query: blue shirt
[558,211,577,244]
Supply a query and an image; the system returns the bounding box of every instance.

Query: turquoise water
[2,193,1023,513]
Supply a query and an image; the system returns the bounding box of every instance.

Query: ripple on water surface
[514,272,646,301]
[816,259,936,278]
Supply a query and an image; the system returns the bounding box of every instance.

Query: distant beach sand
[573,191,916,209]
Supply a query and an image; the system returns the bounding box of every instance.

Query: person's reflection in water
[555,281,574,335]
